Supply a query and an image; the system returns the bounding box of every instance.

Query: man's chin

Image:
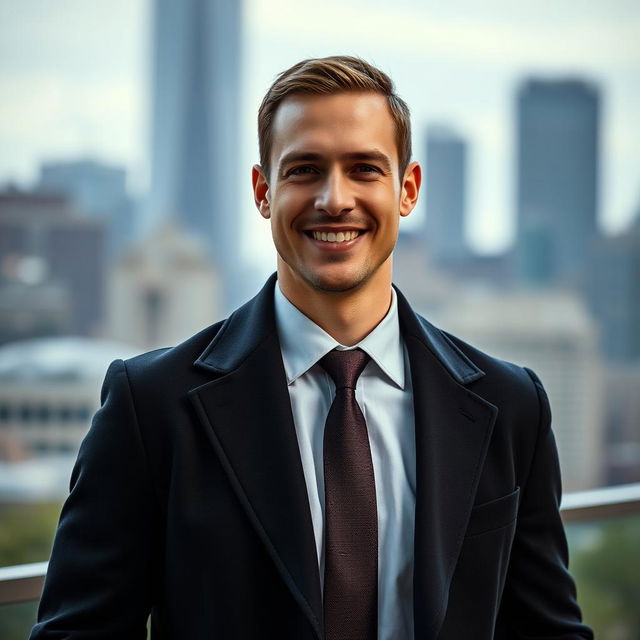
[303,268,371,294]
[277,257,387,297]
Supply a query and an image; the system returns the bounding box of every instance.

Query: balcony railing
[1,482,639,606]
[0,562,48,606]
[559,481,640,522]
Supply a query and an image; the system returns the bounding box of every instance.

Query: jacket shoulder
[438,328,545,419]
[120,320,226,390]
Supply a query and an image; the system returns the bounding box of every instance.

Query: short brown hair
[257,56,412,180]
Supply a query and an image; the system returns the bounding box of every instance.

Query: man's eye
[354,165,381,174]
[288,166,316,176]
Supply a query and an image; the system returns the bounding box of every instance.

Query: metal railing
[0,561,48,606]
[1,482,639,606]
[560,481,640,522]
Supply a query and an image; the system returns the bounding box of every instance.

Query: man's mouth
[309,230,361,243]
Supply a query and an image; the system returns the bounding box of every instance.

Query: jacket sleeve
[496,367,593,639]
[30,359,160,639]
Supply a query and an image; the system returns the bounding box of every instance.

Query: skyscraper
[0,189,106,337]
[38,159,135,257]
[146,0,242,310]
[424,126,468,266]
[516,79,600,286]
[587,213,640,363]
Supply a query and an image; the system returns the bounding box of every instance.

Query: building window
[0,404,11,422]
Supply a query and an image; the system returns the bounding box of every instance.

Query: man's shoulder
[115,275,279,393]
[444,327,536,385]
[441,325,545,420]
[411,308,543,410]
[120,320,227,389]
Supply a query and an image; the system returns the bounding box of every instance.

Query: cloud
[0,70,143,183]
[250,0,640,69]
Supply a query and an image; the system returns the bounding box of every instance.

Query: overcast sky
[1,0,639,267]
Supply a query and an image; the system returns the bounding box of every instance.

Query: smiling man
[252,89,420,345]
[32,56,592,639]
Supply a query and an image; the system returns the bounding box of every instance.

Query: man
[32,56,592,639]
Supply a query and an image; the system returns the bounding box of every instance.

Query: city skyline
[1,0,639,275]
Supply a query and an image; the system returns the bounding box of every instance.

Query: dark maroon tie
[319,348,377,640]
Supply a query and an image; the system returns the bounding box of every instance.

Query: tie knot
[319,348,370,390]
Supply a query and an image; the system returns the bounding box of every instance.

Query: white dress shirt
[274,283,416,639]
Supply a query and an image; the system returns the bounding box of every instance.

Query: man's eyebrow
[277,152,323,174]
[343,151,393,173]
[277,150,393,174]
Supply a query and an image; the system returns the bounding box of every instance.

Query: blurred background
[0,0,639,636]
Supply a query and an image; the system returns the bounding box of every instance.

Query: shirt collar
[274,282,405,389]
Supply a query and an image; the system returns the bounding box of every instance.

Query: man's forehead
[273,91,391,130]
[269,92,398,164]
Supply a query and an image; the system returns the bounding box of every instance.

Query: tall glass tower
[516,79,600,286]
[146,0,242,310]
[424,126,468,266]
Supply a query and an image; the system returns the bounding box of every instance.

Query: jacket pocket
[465,487,520,538]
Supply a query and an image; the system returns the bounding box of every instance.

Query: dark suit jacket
[31,275,592,639]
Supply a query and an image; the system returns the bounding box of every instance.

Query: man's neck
[277,269,393,347]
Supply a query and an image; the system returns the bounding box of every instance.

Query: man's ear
[399,161,422,218]
[252,164,271,219]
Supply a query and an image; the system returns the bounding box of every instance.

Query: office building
[587,215,640,363]
[146,0,242,310]
[0,275,71,345]
[0,337,136,465]
[0,189,106,337]
[424,126,469,266]
[108,223,222,350]
[516,79,600,286]
[603,364,640,485]
[38,158,135,257]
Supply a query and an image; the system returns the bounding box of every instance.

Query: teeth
[312,231,360,243]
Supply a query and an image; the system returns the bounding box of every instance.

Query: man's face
[253,92,420,295]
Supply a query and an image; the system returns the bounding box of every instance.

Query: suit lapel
[397,289,498,638]
[189,276,323,639]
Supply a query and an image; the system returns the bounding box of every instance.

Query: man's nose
[314,171,355,216]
